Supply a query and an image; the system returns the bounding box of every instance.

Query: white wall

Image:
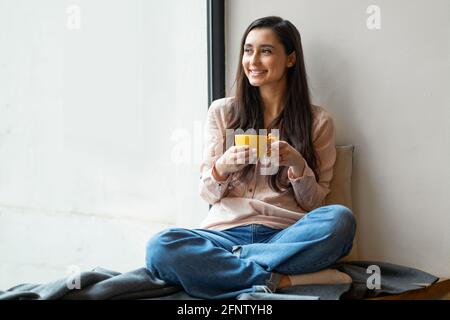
[226,0,450,277]
[0,0,208,289]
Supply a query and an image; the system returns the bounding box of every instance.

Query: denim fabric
[145,204,356,300]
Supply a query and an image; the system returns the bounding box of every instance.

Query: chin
[247,79,264,87]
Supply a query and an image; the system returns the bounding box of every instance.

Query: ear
[287,51,296,68]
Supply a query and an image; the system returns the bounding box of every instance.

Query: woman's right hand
[214,146,257,178]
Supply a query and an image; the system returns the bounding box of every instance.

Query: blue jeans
[145,204,356,299]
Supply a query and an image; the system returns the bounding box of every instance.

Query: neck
[259,77,287,119]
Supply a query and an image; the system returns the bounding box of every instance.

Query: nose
[249,52,261,65]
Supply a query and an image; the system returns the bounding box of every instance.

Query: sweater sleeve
[287,111,337,211]
[198,100,232,205]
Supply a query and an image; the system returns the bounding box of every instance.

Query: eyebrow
[243,44,274,48]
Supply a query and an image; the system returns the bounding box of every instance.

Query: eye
[262,49,272,54]
[244,48,253,54]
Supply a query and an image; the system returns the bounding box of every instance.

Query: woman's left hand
[265,140,306,176]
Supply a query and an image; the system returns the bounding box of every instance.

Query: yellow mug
[234,134,278,158]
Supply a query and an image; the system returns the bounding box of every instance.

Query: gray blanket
[0,261,438,300]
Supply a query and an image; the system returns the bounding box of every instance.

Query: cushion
[324,145,358,262]
[287,268,352,286]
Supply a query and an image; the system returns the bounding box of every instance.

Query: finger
[230,145,245,155]
[245,148,257,160]
[242,147,257,160]
[274,149,284,161]
[248,148,258,164]
[236,156,246,164]
[234,148,255,164]
[264,155,277,167]
[278,142,288,151]
[235,145,250,153]
[225,153,237,165]
[271,141,286,151]
[273,153,284,165]
[270,142,279,153]
[231,152,243,163]
[228,146,245,160]
[236,149,250,164]
[260,156,271,167]
[242,146,252,155]
[235,148,251,163]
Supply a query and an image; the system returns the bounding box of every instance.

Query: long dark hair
[227,16,320,192]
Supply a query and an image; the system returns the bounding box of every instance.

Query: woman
[146,16,356,299]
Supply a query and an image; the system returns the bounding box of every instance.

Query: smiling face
[242,28,296,88]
